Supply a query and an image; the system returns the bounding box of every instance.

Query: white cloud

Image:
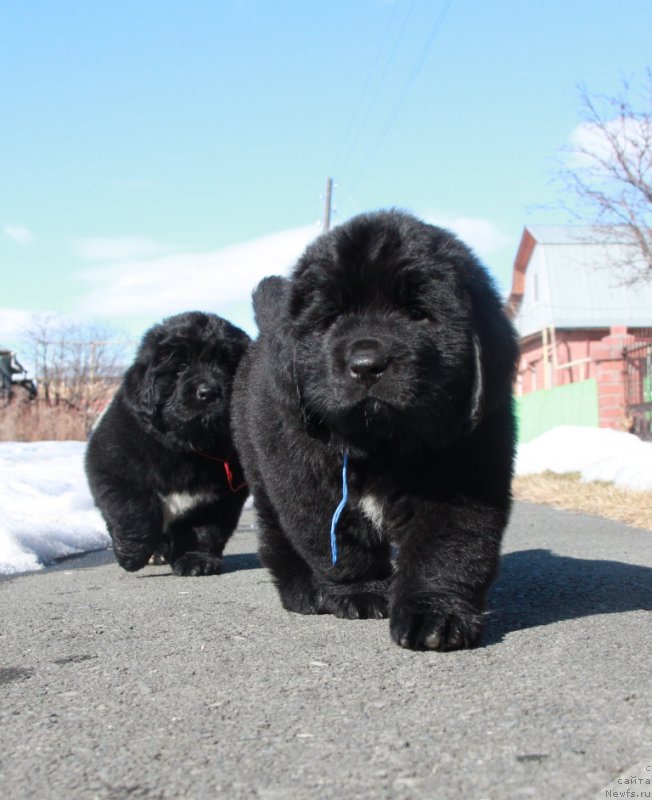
[0,308,35,347]
[69,236,173,262]
[76,225,320,332]
[71,214,520,339]
[4,224,35,245]
[75,218,517,336]
[423,212,512,261]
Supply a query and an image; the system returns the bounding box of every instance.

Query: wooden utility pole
[323,177,333,233]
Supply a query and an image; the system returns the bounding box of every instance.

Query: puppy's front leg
[389,501,507,651]
[292,501,395,620]
[99,482,163,572]
[318,491,397,618]
[167,499,243,577]
[257,482,393,619]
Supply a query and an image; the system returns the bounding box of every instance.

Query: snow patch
[0,441,110,576]
[516,425,652,492]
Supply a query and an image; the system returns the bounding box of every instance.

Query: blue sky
[2,0,651,351]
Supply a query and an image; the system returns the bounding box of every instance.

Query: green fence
[515,378,599,443]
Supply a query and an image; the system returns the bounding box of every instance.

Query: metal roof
[510,226,652,337]
[525,225,637,245]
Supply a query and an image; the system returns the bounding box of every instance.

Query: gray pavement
[1,502,651,800]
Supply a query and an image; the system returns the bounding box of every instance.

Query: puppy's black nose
[195,383,220,403]
[347,341,389,386]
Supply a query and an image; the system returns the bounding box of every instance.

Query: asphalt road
[1,502,651,800]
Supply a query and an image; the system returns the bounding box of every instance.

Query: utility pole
[323,177,333,233]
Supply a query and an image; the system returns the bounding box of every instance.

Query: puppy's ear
[122,360,158,420]
[468,334,484,430]
[253,276,290,334]
[120,322,167,423]
[251,276,299,405]
[464,264,519,430]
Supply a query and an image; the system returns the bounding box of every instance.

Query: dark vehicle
[0,350,37,403]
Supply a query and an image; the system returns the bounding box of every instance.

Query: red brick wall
[591,326,636,429]
[517,326,651,431]
[518,329,606,395]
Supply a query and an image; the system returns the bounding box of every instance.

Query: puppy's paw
[114,542,154,573]
[321,590,388,620]
[171,552,222,577]
[390,602,483,651]
[278,585,322,615]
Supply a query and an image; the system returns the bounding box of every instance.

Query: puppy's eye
[407,308,427,321]
[315,312,337,330]
[296,301,337,331]
[177,363,188,373]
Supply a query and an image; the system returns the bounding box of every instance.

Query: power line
[332,0,416,175]
[350,0,454,190]
[330,1,401,171]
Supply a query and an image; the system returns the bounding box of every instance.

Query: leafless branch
[555,71,652,284]
[21,314,129,415]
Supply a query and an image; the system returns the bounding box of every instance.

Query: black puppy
[86,311,250,576]
[232,211,518,650]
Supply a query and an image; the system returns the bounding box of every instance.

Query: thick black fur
[86,312,250,576]
[232,211,519,650]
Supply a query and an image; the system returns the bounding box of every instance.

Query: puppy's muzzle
[347,339,389,387]
[195,381,222,404]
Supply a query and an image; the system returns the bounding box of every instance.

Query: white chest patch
[160,491,218,529]
[359,494,385,531]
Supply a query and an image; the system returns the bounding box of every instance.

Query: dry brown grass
[0,402,90,441]
[513,471,652,532]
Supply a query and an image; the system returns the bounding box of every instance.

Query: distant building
[507,226,652,440]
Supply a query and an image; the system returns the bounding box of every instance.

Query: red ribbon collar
[192,448,248,493]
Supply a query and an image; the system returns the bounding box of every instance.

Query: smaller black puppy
[86,311,250,576]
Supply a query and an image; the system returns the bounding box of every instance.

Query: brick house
[507,226,652,439]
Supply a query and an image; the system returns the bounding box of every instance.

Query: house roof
[523,225,637,245]
[508,225,652,337]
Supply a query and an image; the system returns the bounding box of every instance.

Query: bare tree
[557,71,652,284]
[23,313,129,415]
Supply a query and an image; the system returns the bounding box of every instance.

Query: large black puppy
[232,210,518,650]
[86,312,250,577]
